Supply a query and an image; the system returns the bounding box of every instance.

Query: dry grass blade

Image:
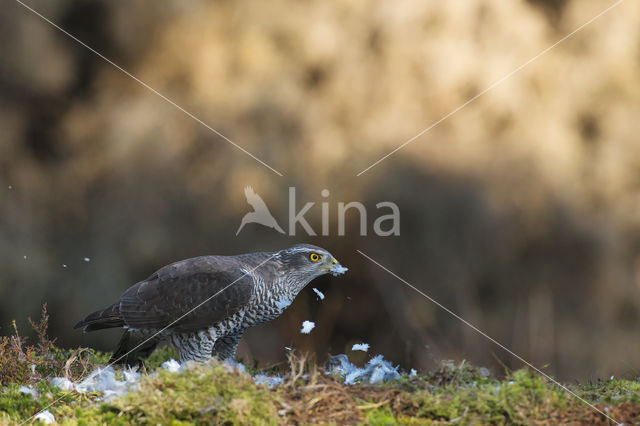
[28,303,56,352]
[285,351,309,387]
[63,351,78,379]
[357,400,390,410]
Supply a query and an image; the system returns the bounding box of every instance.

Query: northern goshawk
[74,244,347,365]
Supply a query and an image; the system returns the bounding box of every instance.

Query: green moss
[426,360,493,387]
[0,380,97,424]
[144,346,179,370]
[42,347,112,377]
[3,306,637,424]
[2,361,279,424]
[408,369,568,424]
[102,361,278,425]
[575,378,640,404]
[362,405,398,425]
[1,350,638,425]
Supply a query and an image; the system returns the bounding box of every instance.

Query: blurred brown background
[1,0,640,381]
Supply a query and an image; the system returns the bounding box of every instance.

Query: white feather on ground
[47,355,407,401]
[328,354,400,385]
[18,386,37,397]
[52,366,140,400]
[253,374,284,387]
[33,410,55,424]
[223,359,246,374]
[50,377,74,391]
[161,359,182,373]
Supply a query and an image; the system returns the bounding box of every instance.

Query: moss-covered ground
[1,307,639,424]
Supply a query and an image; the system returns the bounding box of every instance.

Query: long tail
[74,303,125,332]
[75,303,159,366]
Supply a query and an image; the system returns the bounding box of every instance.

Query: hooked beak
[327,257,348,276]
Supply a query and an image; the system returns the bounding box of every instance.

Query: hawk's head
[277,244,347,288]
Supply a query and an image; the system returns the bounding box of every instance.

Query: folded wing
[118,257,254,333]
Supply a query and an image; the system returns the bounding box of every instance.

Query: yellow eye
[309,253,320,262]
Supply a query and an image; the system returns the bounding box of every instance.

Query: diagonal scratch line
[20,254,278,425]
[13,0,284,177]
[356,249,622,425]
[356,0,626,176]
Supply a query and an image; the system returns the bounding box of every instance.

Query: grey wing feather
[118,257,254,333]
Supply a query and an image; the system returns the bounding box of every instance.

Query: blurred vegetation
[1,0,640,383]
[0,310,638,424]
[2,348,640,424]
[0,305,110,386]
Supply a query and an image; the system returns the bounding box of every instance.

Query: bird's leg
[176,332,215,363]
[212,332,243,361]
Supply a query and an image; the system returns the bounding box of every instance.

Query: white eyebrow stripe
[287,247,328,255]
